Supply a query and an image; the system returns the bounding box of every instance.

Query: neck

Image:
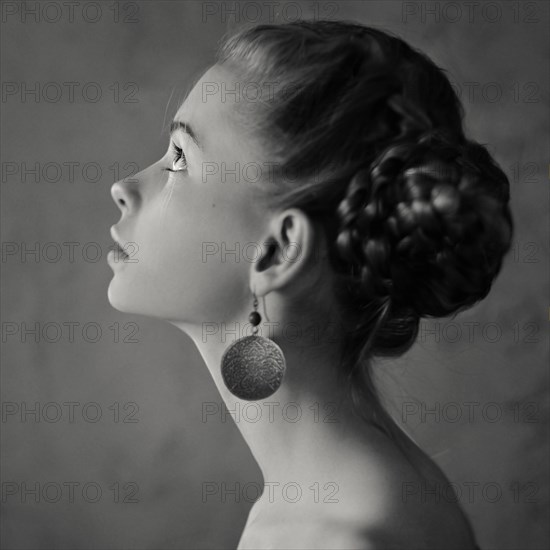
[172,315,378,482]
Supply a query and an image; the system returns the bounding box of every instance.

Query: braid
[335,131,512,324]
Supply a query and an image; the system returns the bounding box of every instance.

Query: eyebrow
[169,120,202,150]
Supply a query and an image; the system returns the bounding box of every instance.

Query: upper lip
[110,226,129,255]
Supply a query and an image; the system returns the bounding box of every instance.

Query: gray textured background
[1,1,548,549]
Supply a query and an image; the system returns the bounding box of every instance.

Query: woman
[108,20,513,549]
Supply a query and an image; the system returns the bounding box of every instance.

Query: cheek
[137,188,250,320]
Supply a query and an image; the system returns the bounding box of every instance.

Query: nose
[111,175,141,216]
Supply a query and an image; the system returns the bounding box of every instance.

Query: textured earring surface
[221,294,286,401]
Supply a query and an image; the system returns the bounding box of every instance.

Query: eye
[164,141,188,173]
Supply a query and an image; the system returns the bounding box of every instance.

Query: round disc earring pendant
[220,335,286,401]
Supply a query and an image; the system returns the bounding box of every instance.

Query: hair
[216,20,514,466]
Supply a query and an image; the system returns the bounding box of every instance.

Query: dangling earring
[221,293,286,401]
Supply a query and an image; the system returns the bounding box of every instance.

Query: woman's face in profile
[108,64,269,325]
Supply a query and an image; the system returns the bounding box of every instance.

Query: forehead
[175,64,266,162]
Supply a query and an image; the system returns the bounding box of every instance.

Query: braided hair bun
[335,129,513,355]
[337,133,512,317]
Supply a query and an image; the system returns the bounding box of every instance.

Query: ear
[250,208,320,296]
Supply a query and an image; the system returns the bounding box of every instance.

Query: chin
[106,282,172,320]
[107,281,135,313]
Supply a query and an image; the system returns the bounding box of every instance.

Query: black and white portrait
[1,1,547,549]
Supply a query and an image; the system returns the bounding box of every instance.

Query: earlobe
[249,208,318,296]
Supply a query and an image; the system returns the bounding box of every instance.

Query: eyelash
[164,142,188,173]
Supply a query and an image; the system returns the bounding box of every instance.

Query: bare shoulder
[239,434,478,549]
[331,431,479,550]
[239,502,475,550]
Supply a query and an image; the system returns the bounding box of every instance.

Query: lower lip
[107,249,130,267]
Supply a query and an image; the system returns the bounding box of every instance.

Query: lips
[113,241,129,258]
